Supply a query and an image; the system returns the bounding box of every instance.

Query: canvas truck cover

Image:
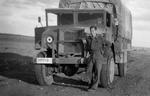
[59,0,132,41]
[59,0,113,13]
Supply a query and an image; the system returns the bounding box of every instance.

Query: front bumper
[34,57,83,64]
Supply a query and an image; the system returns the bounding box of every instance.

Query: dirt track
[0,35,150,96]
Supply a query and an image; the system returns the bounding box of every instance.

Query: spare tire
[63,65,79,76]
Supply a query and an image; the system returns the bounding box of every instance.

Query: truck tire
[118,63,127,77]
[100,56,115,88]
[34,52,54,85]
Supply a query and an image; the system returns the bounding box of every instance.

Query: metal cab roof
[45,8,109,14]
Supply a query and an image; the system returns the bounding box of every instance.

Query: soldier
[86,25,106,92]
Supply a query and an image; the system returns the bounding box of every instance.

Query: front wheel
[34,52,54,85]
[100,56,115,88]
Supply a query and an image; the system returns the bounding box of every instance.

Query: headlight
[46,36,53,43]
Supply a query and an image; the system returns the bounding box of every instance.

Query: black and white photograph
[0,0,150,96]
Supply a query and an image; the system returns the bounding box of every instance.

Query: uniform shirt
[86,35,104,57]
[86,35,112,58]
[91,35,104,54]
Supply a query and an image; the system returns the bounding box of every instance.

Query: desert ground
[0,34,150,96]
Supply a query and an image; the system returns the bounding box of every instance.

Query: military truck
[34,0,132,88]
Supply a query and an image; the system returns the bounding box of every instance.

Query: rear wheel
[118,51,127,77]
[100,56,115,88]
[118,63,127,77]
[34,52,54,85]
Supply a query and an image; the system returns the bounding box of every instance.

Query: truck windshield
[59,13,73,25]
[78,13,103,25]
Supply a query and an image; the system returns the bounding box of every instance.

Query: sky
[0,0,150,48]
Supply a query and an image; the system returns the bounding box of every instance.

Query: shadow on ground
[0,52,38,84]
[53,74,88,90]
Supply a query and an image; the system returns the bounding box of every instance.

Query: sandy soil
[0,34,150,96]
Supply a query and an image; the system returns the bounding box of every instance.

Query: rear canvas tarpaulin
[59,0,113,13]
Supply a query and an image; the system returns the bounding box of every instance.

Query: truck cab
[35,8,114,51]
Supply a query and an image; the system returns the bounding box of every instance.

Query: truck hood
[40,25,89,50]
[44,25,90,34]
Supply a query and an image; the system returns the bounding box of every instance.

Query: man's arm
[102,38,112,57]
[104,39,112,47]
[85,36,92,53]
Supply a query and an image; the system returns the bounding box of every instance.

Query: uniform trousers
[87,51,103,89]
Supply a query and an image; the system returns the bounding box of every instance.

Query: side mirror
[38,17,41,23]
[37,17,43,27]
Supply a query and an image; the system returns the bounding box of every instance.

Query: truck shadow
[0,52,38,84]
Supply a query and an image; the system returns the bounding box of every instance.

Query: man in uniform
[86,25,111,92]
